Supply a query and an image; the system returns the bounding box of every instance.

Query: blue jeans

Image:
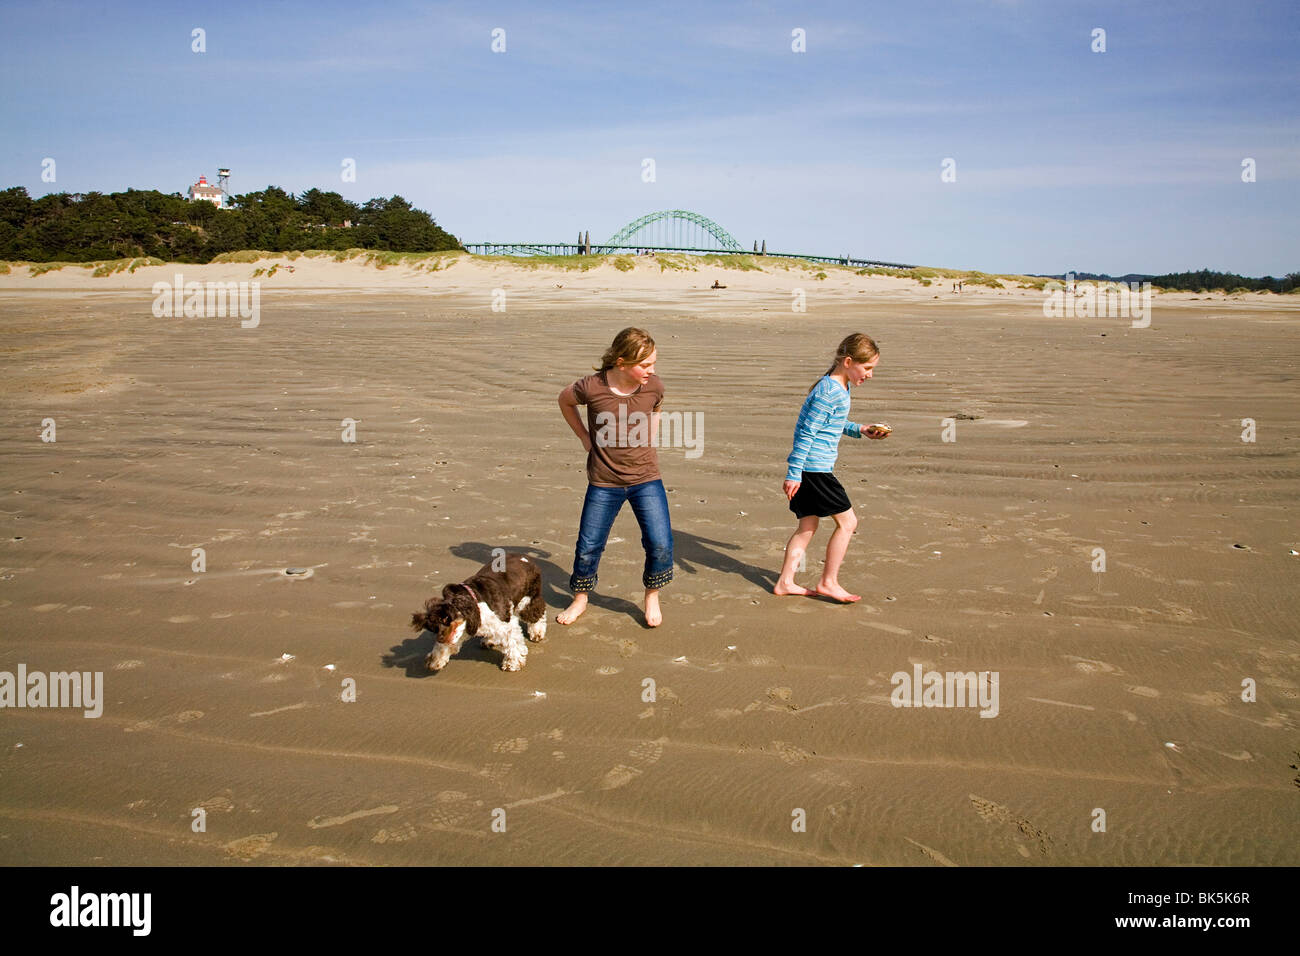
[569,479,673,593]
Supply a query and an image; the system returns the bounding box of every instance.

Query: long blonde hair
[595,327,656,373]
[808,333,879,393]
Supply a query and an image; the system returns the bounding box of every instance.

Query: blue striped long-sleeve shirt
[786,376,862,481]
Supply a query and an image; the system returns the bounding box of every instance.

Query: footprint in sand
[772,740,814,764]
[426,802,476,832]
[596,665,622,675]
[198,795,234,814]
[480,760,513,782]
[811,768,852,788]
[492,737,529,755]
[371,822,418,844]
[598,737,666,790]
[767,687,798,711]
[969,794,1053,857]
[1159,601,1201,623]
[905,836,959,867]
[114,660,144,670]
[223,832,277,861]
[1066,656,1119,675]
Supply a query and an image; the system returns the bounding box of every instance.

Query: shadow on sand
[385,531,789,675]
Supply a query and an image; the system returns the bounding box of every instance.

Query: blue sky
[2,0,1296,275]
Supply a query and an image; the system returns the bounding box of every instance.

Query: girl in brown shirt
[556,328,674,627]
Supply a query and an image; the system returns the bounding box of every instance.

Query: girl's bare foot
[644,590,662,627]
[556,593,588,624]
[816,582,861,603]
[773,580,813,596]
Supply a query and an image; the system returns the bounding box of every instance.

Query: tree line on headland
[0,186,462,263]
[1068,269,1299,295]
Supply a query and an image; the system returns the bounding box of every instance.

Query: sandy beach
[1,254,1297,866]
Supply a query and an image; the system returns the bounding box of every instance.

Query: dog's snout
[438,619,464,644]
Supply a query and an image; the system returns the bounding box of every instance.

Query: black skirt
[789,471,852,518]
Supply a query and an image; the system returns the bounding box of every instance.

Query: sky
[1,0,1296,276]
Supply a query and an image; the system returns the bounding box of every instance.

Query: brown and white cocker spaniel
[411,553,547,672]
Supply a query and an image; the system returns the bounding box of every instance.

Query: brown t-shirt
[571,371,665,487]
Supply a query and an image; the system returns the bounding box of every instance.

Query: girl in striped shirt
[774,333,888,603]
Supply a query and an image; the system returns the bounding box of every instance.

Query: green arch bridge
[466,209,915,269]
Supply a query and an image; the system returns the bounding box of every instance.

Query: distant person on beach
[774,333,888,603]
[556,327,673,627]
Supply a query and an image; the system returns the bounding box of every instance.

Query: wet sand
[1,262,1297,865]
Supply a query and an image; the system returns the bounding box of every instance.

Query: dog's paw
[500,656,523,672]
[528,620,548,643]
[426,654,447,673]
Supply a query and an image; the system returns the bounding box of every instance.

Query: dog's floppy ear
[411,598,441,632]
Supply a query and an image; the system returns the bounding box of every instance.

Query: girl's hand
[783,479,801,500]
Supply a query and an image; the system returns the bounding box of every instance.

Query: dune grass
[210,250,276,264]
[693,253,764,272]
[359,250,464,269]
[468,253,604,271]
[85,257,166,277]
[652,253,694,272]
[28,261,73,276]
